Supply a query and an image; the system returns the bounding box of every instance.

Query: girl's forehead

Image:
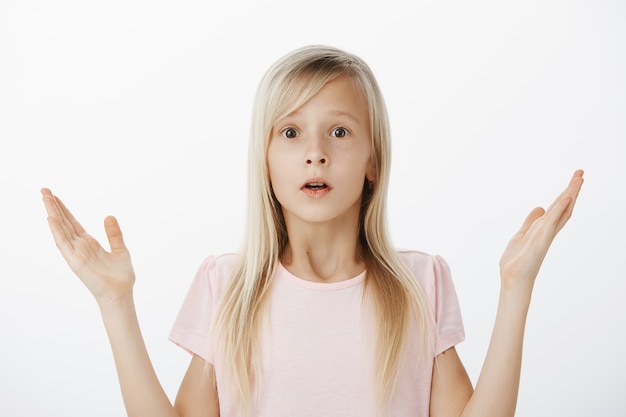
[273,75,368,123]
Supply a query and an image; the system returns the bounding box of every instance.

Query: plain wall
[1,0,624,415]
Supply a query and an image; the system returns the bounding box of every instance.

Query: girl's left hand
[499,170,584,296]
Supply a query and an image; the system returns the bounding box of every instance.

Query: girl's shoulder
[396,249,450,272]
[209,252,239,268]
[396,249,455,291]
[192,253,239,290]
[197,252,238,270]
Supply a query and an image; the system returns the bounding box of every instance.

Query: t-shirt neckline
[277,262,366,291]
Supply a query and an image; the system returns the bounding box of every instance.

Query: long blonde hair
[213,45,434,414]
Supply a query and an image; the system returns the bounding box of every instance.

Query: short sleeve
[169,256,218,363]
[398,251,465,356]
[431,255,465,355]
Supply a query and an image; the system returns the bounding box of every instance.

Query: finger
[554,175,584,232]
[53,193,86,236]
[563,170,584,205]
[545,170,584,214]
[41,188,60,218]
[516,207,545,236]
[104,216,128,253]
[46,194,83,249]
[41,189,74,244]
[545,171,584,232]
[45,212,76,257]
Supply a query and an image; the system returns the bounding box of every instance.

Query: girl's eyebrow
[328,110,362,124]
[277,109,362,125]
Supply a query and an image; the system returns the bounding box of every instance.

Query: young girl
[42,45,584,417]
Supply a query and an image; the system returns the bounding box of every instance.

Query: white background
[1,0,624,415]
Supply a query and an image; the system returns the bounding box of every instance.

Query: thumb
[104,215,127,253]
[517,207,545,236]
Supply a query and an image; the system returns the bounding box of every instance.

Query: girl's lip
[300,177,332,198]
[301,177,332,189]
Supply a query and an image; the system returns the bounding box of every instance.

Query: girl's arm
[430,170,584,417]
[175,355,220,416]
[41,189,218,417]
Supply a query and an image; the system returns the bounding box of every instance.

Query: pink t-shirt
[169,250,464,416]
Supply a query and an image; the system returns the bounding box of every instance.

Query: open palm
[499,170,584,295]
[42,188,136,306]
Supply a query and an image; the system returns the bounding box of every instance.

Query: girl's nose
[306,156,327,165]
[305,135,328,165]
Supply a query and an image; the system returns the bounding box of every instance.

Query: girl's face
[267,76,375,229]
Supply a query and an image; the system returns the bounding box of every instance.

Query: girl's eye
[281,128,298,139]
[331,127,349,138]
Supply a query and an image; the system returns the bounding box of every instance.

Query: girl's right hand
[41,188,136,307]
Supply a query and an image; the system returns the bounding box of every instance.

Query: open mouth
[304,182,328,191]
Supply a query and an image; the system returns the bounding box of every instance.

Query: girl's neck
[280,221,365,283]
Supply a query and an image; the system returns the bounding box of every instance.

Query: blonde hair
[213,45,434,414]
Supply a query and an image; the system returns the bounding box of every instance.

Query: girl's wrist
[498,284,533,314]
[97,291,136,316]
[500,270,536,296]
